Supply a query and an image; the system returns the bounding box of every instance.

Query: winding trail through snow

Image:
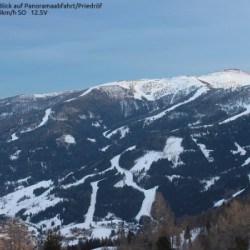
[62,146,158,221]
[110,149,158,220]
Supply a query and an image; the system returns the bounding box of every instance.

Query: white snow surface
[21,108,52,133]
[61,163,116,189]
[178,227,202,248]
[91,227,112,239]
[192,137,214,162]
[64,134,76,144]
[143,87,207,125]
[8,133,19,142]
[84,181,100,228]
[232,189,245,197]
[201,176,220,191]
[214,198,226,207]
[37,108,52,127]
[199,69,250,89]
[87,138,96,143]
[62,173,96,189]
[67,239,80,246]
[104,126,129,139]
[214,188,245,207]
[9,150,21,161]
[131,137,184,172]
[135,187,158,221]
[242,157,250,167]
[100,145,111,152]
[29,90,75,98]
[65,97,76,103]
[62,143,178,223]
[219,104,250,124]
[114,180,125,188]
[78,70,250,102]
[0,180,63,217]
[92,121,101,128]
[80,76,203,101]
[166,175,182,182]
[5,176,31,186]
[231,142,246,155]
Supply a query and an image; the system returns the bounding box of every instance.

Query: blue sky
[1,0,250,98]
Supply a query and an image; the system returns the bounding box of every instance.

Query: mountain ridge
[2,68,250,102]
[0,69,249,242]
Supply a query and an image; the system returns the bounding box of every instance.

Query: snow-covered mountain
[0,69,249,241]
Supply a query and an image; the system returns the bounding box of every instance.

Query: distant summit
[0,69,249,243]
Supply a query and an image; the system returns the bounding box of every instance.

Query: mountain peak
[198,68,250,89]
[78,69,250,102]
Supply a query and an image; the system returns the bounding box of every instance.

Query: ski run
[143,87,207,125]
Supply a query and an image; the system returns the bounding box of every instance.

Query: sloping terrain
[0,69,249,240]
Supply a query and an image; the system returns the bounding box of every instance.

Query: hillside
[0,69,249,242]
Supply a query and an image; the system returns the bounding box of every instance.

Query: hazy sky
[1,0,250,98]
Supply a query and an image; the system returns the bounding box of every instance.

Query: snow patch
[79,114,87,120]
[214,189,245,207]
[166,175,182,182]
[62,173,96,189]
[219,104,250,124]
[131,151,162,173]
[65,97,76,103]
[100,145,110,152]
[0,180,62,217]
[37,108,52,127]
[62,165,115,189]
[231,142,246,155]
[58,172,73,183]
[232,189,245,197]
[67,239,79,246]
[104,126,129,139]
[214,198,226,207]
[131,137,184,173]
[201,176,220,191]
[114,180,125,188]
[5,176,31,186]
[87,138,96,143]
[242,157,250,167]
[192,137,214,162]
[21,108,52,133]
[9,150,21,161]
[64,134,76,144]
[92,121,101,128]
[8,133,19,142]
[125,145,136,152]
[32,91,73,98]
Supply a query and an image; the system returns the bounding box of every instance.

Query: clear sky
[1,0,250,98]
